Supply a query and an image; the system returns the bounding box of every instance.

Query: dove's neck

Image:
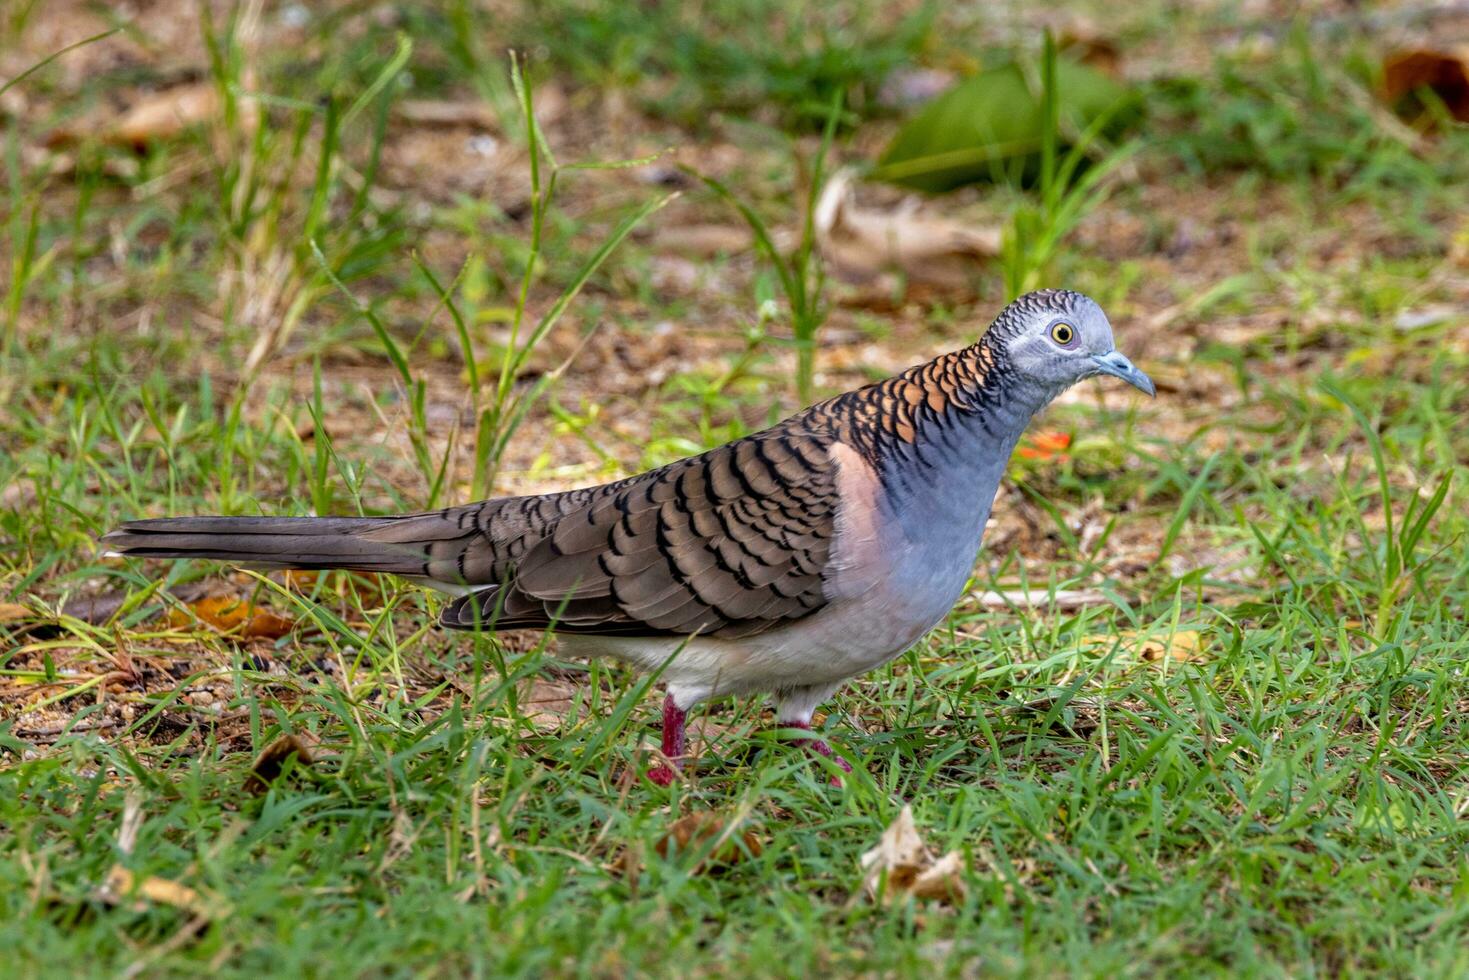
[873,340,1056,547]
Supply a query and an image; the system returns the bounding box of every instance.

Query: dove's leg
[775,684,852,783]
[645,693,687,786]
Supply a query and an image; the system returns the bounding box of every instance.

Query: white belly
[560,581,955,704]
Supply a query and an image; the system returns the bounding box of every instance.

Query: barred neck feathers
[808,335,1043,479]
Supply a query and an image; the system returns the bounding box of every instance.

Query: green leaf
[873,57,1140,193]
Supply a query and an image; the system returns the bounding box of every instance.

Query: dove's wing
[440,421,842,639]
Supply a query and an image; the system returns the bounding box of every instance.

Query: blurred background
[3,0,1465,513]
[3,3,1469,973]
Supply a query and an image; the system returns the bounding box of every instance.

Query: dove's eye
[1050,322,1077,347]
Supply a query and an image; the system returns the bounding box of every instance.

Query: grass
[4,1,1469,976]
[688,90,840,403]
[508,0,936,130]
[999,34,1140,300]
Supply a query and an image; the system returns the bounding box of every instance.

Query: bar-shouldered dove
[101,289,1154,785]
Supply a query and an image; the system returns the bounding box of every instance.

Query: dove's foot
[645,763,679,786]
[784,721,853,786]
[643,693,688,787]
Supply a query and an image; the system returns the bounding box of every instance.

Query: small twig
[14,719,119,740]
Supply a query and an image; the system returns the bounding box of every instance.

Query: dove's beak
[1091,350,1155,398]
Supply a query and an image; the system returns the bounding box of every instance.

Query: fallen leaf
[859,805,966,905]
[1053,15,1124,78]
[911,851,967,903]
[1016,430,1072,461]
[1083,628,1206,664]
[0,602,31,623]
[873,57,1140,193]
[653,223,754,257]
[114,83,221,145]
[96,865,230,919]
[245,732,319,794]
[617,810,763,880]
[275,568,387,605]
[1383,48,1469,124]
[6,585,211,640]
[167,595,295,639]
[393,99,499,129]
[48,82,242,150]
[656,811,763,865]
[1133,629,1204,663]
[517,677,581,732]
[815,169,999,294]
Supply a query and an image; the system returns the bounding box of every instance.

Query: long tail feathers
[99,516,438,575]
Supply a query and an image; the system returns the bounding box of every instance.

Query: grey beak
[1091,350,1156,398]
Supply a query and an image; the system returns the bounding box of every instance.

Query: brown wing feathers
[446,426,841,638]
[102,421,846,640]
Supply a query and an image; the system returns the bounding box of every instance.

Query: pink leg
[784,720,853,785]
[646,694,687,786]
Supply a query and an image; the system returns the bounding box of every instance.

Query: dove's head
[990,289,1155,399]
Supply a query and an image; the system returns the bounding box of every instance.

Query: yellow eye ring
[1050,322,1075,346]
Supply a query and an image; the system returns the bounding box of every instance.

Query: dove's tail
[99,515,444,575]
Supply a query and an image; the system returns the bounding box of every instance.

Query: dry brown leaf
[167,595,295,639]
[517,677,581,732]
[0,602,31,623]
[1133,629,1204,663]
[655,811,763,864]
[1057,19,1123,77]
[1383,47,1469,123]
[859,805,966,905]
[911,851,967,903]
[616,810,763,880]
[652,223,753,257]
[96,865,229,919]
[393,99,499,129]
[245,732,319,795]
[1084,629,1205,664]
[275,568,388,605]
[48,84,216,149]
[47,77,263,151]
[815,170,999,296]
[112,83,221,145]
